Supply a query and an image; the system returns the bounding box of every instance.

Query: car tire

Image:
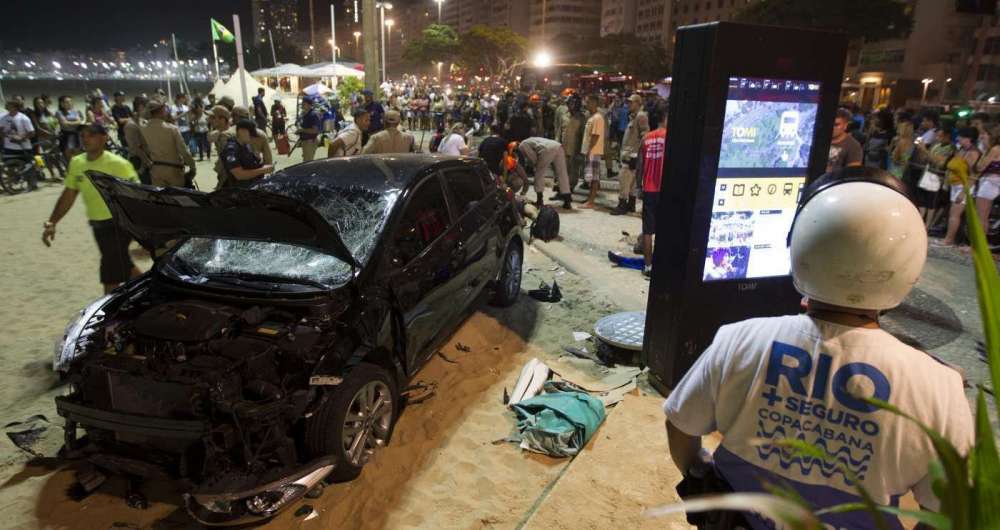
[304,362,398,482]
[490,239,522,307]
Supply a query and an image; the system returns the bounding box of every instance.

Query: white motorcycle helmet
[789,167,926,311]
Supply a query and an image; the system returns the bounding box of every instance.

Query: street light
[435,0,444,23]
[436,61,443,83]
[354,31,362,56]
[532,50,552,68]
[921,78,933,104]
[376,2,394,84]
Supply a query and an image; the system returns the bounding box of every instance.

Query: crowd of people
[826,104,999,249]
[2,78,997,294]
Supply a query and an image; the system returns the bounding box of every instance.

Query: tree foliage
[733,0,913,42]
[402,24,459,67]
[455,25,527,84]
[590,33,670,81]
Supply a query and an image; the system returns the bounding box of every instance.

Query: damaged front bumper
[56,397,333,526]
[184,457,335,526]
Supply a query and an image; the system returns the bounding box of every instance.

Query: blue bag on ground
[511,391,606,457]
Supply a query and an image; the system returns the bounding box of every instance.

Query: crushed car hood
[89,172,360,268]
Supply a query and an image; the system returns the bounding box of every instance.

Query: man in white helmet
[663,168,973,530]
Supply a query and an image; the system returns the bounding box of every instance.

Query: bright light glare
[532,50,553,68]
[52,61,61,69]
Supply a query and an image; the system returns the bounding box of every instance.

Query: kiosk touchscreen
[643,23,846,394]
[703,77,819,282]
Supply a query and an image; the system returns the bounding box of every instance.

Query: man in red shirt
[638,108,667,276]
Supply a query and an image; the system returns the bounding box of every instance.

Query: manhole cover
[594,311,646,351]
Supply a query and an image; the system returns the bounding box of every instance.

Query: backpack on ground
[531,205,560,242]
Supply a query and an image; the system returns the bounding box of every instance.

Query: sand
[0,155,685,530]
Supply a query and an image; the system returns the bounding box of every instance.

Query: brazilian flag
[211,18,235,43]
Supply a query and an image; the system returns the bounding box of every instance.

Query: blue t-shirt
[365,101,385,133]
[299,110,321,140]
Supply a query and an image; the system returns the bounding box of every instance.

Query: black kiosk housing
[643,22,847,394]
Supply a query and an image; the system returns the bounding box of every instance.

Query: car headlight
[244,484,306,516]
[54,294,113,373]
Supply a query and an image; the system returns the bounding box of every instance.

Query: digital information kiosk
[643,23,847,394]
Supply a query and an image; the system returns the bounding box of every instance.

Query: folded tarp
[511,391,606,458]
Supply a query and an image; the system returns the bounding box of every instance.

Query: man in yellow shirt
[42,123,141,293]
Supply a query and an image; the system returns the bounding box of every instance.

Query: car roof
[271,154,484,192]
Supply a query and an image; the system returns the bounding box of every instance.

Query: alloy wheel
[341,380,393,466]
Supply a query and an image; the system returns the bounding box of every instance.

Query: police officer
[140,100,196,188]
[232,105,272,165]
[207,105,233,189]
[663,169,973,530]
[122,96,150,183]
[362,110,414,154]
[219,119,272,188]
[610,94,649,215]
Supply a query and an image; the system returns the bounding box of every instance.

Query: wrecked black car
[53,155,523,525]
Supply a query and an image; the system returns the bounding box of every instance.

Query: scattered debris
[455,342,472,352]
[305,483,324,499]
[528,279,562,302]
[3,414,52,457]
[607,251,644,270]
[511,391,606,457]
[295,504,315,518]
[562,345,600,362]
[402,381,438,405]
[507,358,551,407]
[572,331,592,342]
[436,351,458,364]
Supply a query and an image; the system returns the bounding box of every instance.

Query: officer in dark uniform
[220,119,272,188]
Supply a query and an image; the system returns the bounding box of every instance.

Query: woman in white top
[437,123,471,156]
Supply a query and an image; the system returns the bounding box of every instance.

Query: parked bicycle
[0,153,43,194]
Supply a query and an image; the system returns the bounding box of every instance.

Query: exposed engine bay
[57,286,353,496]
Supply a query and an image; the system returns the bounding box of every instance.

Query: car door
[386,174,462,373]
[442,165,500,307]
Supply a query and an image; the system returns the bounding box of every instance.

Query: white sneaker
[642,265,652,277]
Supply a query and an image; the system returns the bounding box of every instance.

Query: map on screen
[719,100,817,169]
[702,77,820,283]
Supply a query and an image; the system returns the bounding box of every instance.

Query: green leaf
[765,438,891,530]
[867,398,971,529]
[644,493,821,530]
[817,502,952,529]
[961,186,1000,405]
[971,390,1000,529]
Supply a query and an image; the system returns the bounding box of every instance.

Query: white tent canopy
[304,61,364,79]
[211,67,276,108]
[250,63,307,77]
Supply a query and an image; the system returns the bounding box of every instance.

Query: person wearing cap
[362,110,414,154]
[42,123,141,293]
[208,105,234,189]
[140,100,197,188]
[110,90,132,148]
[610,94,649,216]
[663,168,973,530]
[297,97,322,162]
[123,96,151,184]
[231,104,273,165]
[0,96,38,190]
[362,89,385,141]
[220,119,273,188]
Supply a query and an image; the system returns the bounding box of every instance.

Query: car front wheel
[304,363,397,482]
[491,239,522,307]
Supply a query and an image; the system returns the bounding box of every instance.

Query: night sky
[0,0,253,50]
[0,0,416,51]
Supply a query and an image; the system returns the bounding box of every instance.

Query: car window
[394,176,451,263]
[444,169,485,215]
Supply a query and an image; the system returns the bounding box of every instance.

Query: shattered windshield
[170,181,401,288]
